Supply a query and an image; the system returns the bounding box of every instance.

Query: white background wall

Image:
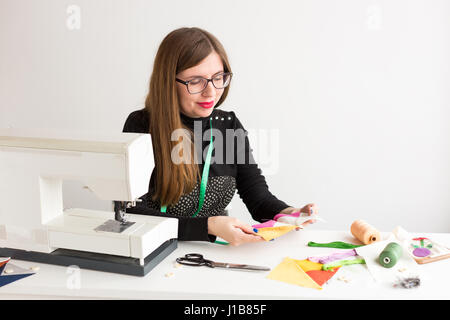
[1,0,449,233]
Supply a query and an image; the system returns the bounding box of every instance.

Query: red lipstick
[197,101,214,109]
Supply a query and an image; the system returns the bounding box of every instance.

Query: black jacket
[122,108,290,242]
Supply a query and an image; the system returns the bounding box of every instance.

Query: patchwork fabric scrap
[0,258,35,288]
[267,257,339,289]
[252,221,297,241]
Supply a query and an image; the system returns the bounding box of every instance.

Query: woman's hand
[207,216,264,246]
[277,203,318,229]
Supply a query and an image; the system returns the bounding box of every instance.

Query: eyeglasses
[176,72,233,94]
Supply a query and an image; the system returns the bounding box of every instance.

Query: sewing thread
[350,220,381,245]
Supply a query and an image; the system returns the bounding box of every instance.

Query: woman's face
[176,51,225,118]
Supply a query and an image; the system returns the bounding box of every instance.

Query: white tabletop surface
[1,229,449,300]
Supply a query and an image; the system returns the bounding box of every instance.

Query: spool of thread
[350,220,381,245]
[378,242,403,268]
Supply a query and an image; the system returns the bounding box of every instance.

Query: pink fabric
[252,220,277,229]
[273,211,301,221]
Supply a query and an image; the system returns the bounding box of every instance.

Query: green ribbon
[307,241,365,249]
[192,117,214,218]
[161,117,214,218]
[322,258,366,271]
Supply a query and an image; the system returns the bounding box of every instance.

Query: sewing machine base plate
[0,238,177,277]
[94,219,136,233]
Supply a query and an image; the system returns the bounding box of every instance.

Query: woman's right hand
[207,216,264,246]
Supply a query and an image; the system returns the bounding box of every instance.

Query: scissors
[176,253,270,271]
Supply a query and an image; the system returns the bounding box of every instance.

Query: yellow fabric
[295,259,323,272]
[256,225,297,241]
[266,257,322,290]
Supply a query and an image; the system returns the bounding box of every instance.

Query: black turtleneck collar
[179,108,216,129]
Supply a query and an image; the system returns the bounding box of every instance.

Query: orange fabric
[306,268,340,286]
[0,258,10,268]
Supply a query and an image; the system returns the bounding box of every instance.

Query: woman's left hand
[277,203,318,229]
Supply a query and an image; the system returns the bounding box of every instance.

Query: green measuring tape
[160,117,229,246]
[161,117,214,218]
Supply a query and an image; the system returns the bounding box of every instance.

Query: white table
[0,230,449,300]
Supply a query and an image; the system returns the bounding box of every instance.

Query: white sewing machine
[0,129,178,276]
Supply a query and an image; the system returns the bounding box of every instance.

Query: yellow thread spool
[350,220,381,245]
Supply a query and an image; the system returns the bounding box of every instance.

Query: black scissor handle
[184,253,204,260]
[176,257,203,266]
[176,253,213,267]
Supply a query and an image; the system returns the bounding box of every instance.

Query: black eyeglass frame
[175,72,233,94]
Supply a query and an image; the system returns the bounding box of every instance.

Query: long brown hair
[145,27,232,208]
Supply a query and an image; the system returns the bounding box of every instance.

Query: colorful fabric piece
[411,237,433,257]
[252,221,297,241]
[295,259,323,272]
[0,257,10,269]
[255,225,297,241]
[306,269,339,286]
[308,249,357,264]
[252,220,277,229]
[267,257,339,290]
[267,257,322,290]
[0,259,35,288]
[296,259,340,286]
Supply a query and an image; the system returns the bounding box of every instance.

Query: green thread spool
[378,242,403,268]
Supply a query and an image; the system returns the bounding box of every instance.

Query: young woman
[123,27,316,246]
